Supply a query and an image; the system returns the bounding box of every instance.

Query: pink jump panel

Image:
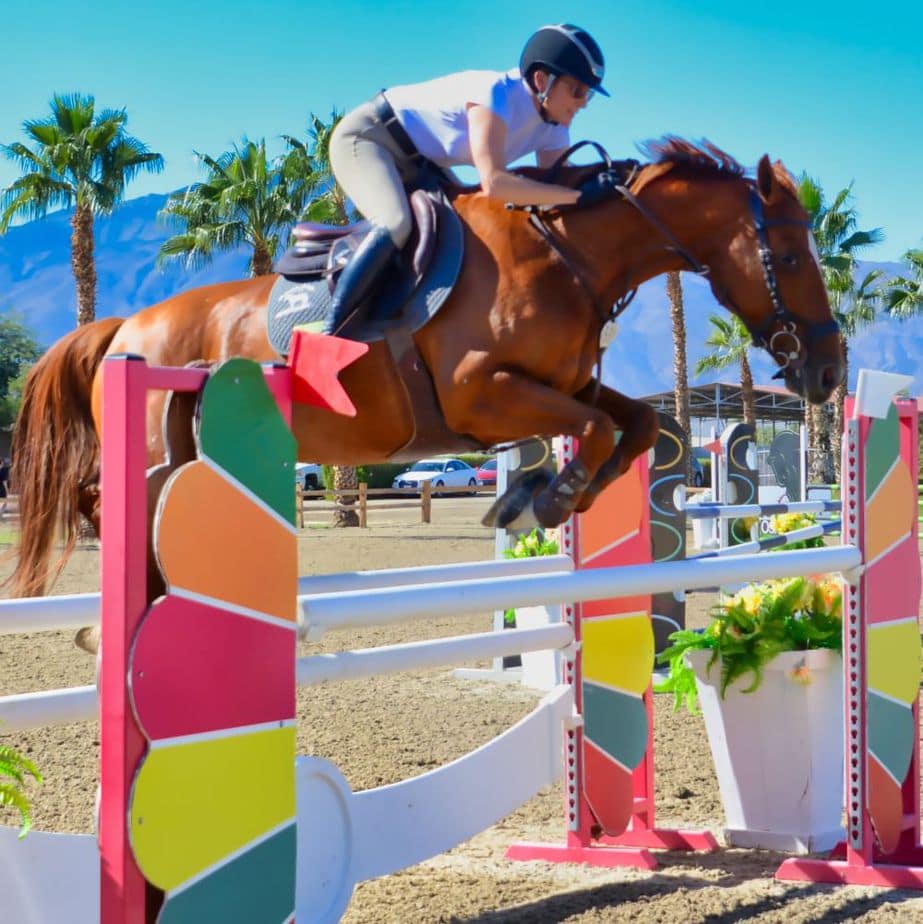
[130,595,296,741]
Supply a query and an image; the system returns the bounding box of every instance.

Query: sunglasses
[560,77,595,102]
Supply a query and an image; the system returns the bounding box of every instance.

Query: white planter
[688,648,844,853]
[514,605,562,691]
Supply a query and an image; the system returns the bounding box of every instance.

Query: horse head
[633,139,845,403]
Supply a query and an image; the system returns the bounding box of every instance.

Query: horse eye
[780,253,799,268]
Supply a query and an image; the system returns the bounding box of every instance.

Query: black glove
[577,170,621,208]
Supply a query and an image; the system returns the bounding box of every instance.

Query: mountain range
[0,193,918,396]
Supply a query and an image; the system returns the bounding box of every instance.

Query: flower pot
[687,648,844,853]
[514,605,562,691]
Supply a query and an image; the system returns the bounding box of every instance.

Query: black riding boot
[321,227,398,336]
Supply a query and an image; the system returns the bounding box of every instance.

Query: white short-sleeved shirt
[383,68,569,169]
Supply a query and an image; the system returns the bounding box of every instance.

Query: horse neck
[559,176,731,305]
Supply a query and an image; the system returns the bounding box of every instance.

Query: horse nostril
[820,365,845,391]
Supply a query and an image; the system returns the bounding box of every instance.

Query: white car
[392,458,478,495]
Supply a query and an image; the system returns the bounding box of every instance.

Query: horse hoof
[74,625,100,656]
[480,470,553,529]
[532,492,571,529]
[482,494,535,530]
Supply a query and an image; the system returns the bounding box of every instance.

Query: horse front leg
[573,382,660,513]
[448,370,616,529]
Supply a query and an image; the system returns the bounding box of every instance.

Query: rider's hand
[577,170,621,207]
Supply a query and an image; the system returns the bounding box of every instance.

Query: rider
[320,23,616,336]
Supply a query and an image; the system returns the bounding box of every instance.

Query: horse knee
[582,412,616,462]
[635,403,660,450]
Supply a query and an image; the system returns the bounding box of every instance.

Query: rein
[510,142,841,392]
[524,141,840,379]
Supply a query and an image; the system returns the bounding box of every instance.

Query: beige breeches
[328,100,420,248]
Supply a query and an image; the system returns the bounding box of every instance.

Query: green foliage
[0,313,41,427]
[694,314,751,377]
[1,92,163,229]
[885,246,923,321]
[0,743,42,837]
[656,574,842,713]
[158,138,306,275]
[0,363,32,429]
[796,175,883,329]
[502,529,559,627]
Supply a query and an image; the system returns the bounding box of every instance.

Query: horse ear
[756,155,775,202]
[771,159,798,197]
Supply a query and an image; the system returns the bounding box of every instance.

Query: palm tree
[282,110,355,225]
[884,246,923,320]
[1,93,163,325]
[159,139,309,276]
[797,175,884,481]
[829,269,882,479]
[695,315,756,425]
[666,272,692,480]
[286,111,360,526]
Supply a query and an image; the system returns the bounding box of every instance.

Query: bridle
[616,180,839,377]
[741,186,840,375]
[519,145,840,377]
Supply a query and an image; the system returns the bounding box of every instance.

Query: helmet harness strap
[536,73,558,124]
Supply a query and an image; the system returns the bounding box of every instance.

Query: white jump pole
[685,500,840,520]
[0,685,97,731]
[296,554,572,594]
[0,624,576,733]
[0,593,101,636]
[300,545,861,637]
[296,623,574,687]
[0,556,574,637]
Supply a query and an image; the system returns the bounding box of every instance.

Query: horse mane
[451,136,792,197]
[630,137,746,193]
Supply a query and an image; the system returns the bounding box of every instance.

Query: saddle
[270,187,476,459]
[271,188,463,345]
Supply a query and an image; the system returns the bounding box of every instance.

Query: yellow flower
[735,585,763,616]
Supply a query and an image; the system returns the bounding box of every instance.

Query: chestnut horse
[8,138,844,601]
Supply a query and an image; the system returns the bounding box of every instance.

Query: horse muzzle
[783,360,845,404]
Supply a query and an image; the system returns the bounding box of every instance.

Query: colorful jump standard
[506,438,720,868]
[778,372,923,887]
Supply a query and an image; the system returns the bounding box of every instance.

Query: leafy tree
[0,314,42,428]
[159,139,310,277]
[884,246,923,320]
[695,315,756,425]
[0,314,41,395]
[0,362,34,430]
[1,93,163,324]
[797,176,883,482]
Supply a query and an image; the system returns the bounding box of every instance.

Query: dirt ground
[2,499,923,923]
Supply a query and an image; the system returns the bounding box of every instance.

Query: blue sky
[1,0,920,262]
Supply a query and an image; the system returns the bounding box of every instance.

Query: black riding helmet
[520,24,609,98]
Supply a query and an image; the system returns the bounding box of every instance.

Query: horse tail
[6,316,125,597]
